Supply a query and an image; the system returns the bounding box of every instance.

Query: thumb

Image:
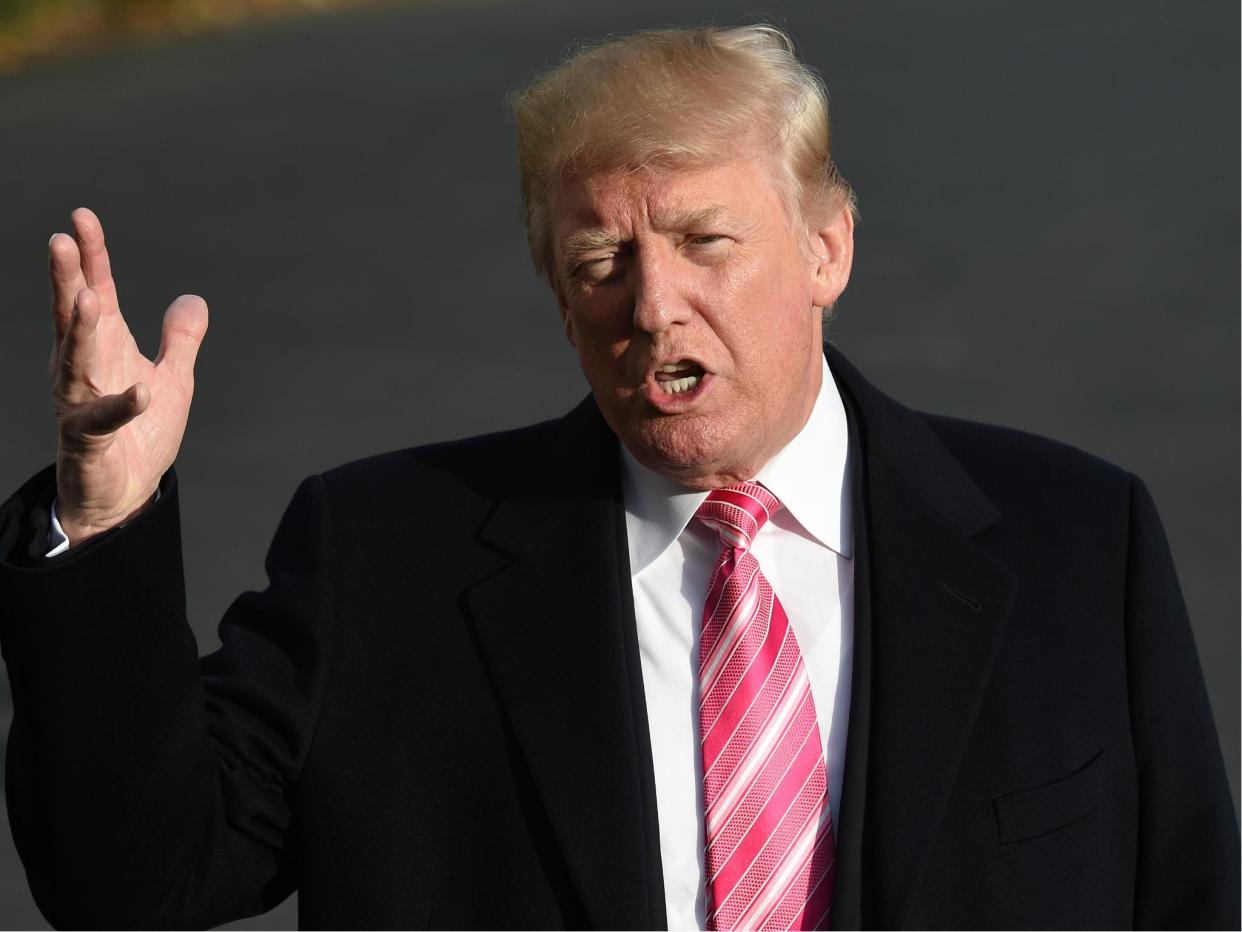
[155,294,209,376]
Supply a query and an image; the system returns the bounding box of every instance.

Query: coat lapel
[463,349,1016,930]
[828,349,1018,929]
[464,398,665,930]
[827,388,873,931]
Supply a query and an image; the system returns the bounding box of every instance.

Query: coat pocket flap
[993,748,1108,844]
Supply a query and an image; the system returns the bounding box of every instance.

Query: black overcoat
[1,348,1236,929]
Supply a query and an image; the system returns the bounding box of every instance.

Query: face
[549,154,854,489]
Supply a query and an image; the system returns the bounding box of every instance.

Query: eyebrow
[560,228,622,271]
[557,205,730,273]
[651,204,728,233]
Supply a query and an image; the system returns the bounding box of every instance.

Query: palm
[50,208,208,540]
[80,305,188,496]
[115,358,190,486]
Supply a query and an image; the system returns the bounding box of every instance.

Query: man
[0,23,1236,931]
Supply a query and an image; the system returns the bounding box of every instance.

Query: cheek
[565,304,632,373]
[716,271,816,363]
[574,290,634,338]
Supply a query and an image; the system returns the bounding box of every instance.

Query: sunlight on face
[549,155,847,489]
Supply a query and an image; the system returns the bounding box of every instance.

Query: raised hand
[49,208,208,547]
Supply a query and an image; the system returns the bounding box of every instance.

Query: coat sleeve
[0,465,336,929]
[1124,474,1240,929]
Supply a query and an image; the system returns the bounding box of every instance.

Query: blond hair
[510,24,858,282]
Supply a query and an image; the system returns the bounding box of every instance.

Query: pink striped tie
[696,482,834,931]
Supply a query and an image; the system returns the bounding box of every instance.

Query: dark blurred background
[1,0,1237,927]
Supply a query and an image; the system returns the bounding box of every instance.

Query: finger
[49,232,87,347]
[70,207,115,294]
[61,383,150,441]
[56,288,102,404]
[154,294,209,376]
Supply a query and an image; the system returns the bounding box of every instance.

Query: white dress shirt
[622,358,854,930]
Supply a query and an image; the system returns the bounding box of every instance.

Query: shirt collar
[621,356,853,574]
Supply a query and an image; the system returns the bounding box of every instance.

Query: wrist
[58,490,159,549]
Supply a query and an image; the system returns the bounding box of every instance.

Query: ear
[808,205,855,310]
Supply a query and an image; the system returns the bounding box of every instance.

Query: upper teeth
[660,363,693,373]
[660,375,699,394]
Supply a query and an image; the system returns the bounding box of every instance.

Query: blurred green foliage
[1,0,202,28]
[0,0,37,25]
[0,0,369,67]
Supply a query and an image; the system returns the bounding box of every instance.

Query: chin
[623,415,741,484]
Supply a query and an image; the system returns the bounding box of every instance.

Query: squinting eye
[575,256,618,283]
[687,234,726,246]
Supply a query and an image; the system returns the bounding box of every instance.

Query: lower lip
[643,372,713,412]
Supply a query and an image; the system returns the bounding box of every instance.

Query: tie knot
[695,481,781,551]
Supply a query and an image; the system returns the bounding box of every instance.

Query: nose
[631,246,693,334]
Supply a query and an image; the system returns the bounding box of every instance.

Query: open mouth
[654,359,706,395]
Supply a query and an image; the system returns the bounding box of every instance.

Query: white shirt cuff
[46,500,70,557]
